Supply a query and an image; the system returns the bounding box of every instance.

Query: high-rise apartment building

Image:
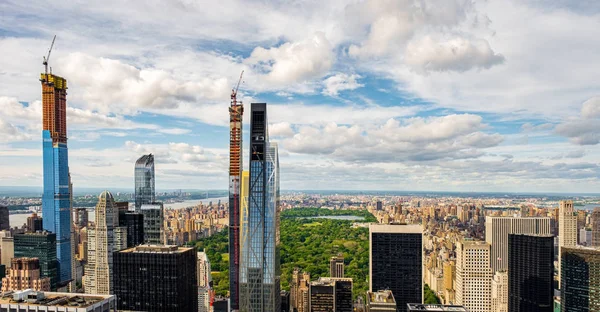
[0,205,9,231]
[198,251,213,312]
[591,207,600,247]
[560,247,600,312]
[290,269,311,312]
[113,245,198,312]
[14,231,58,289]
[142,202,164,244]
[74,208,88,227]
[366,290,397,312]
[442,261,455,305]
[485,216,551,272]
[558,200,577,286]
[370,224,423,312]
[84,191,127,295]
[455,240,492,312]
[508,234,554,312]
[41,71,72,286]
[330,254,344,278]
[239,103,280,312]
[27,213,43,232]
[491,271,508,312]
[1,258,51,291]
[135,154,155,212]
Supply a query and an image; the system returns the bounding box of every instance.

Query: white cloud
[269,122,295,138]
[0,120,31,143]
[322,74,364,96]
[581,96,600,119]
[556,97,600,145]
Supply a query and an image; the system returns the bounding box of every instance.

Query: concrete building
[197,251,213,312]
[113,245,197,312]
[26,213,43,232]
[1,258,50,292]
[0,290,116,312]
[591,207,600,247]
[290,269,310,312]
[366,290,396,312]
[14,231,58,289]
[560,246,600,312]
[558,200,577,287]
[330,254,344,278]
[0,235,14,269]
[485,216,551,272]
[455,240,492,312]
[406,304,467,311]
[370,224,423,312]
[141,202,164,244]
[491,271,508,312]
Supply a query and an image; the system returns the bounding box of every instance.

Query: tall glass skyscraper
[41,72,72,286]
[135,154,155,212]
[240,103,280,312]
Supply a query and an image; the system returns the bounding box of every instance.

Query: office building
[119,211,144,248]
[0,236,13,268]
[74,208,89,227]
[1,258,50,291]
[228,85,244,310]
[41,71,72,286]
[560,247,600,311]
[491,271,508,312]
[370,224,423,312]
[485,216,551,272]
[330,254,344,278]
[213,297,229,312]
[134,154,155,212]
[142,202,164,244]
[591,207,600,247]
[281,290,290,312]
[308,277,352,312]
[14,231,58,289]
[113,245,197,312]
[558,200,577,286]
[508,234,553,312]
[455,240,491,312]
[239,103,280,312]
[0,290,115,312]
[26,213,43,232]
[406,304,467,311]
[366,290,396,312]
[198,251,213,312]
[84,191,126,295]
[0,206,8,231]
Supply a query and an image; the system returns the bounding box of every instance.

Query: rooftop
[0,290,114,308]
[119,244,193,254]
[407,304,467,311]
[367,290,396,304]
[370,223,423,234]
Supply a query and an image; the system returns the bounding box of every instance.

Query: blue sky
[1,0,600,192]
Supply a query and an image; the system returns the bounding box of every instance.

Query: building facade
[113,245,197,312]
[119,211,144,248]
[14,231,58,289]
[560,247,600,312]
[491,271,508,312]
[142,203,164,244]
[370,224,423,312]
[239,103,280,312]
[134,154,155,212]
[330,255,344,278]
[197,251,213,312]
[508,234,553,312]
[485,216,551,272]
[455,240,491,312]
[558,200,577,286]
[308,277,352,312]
[41,72,72,286]
[0,290,116,312]
[1,258,50,292]
[591,207,600,247]
[26,213,44,232]
[366,290,396,312]
[0,206,8,231]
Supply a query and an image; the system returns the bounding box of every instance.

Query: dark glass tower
[0,205,9,231]
[561,247,600,312]
[119,211,144,247]
[113,245,197,312]
[370,224,423,312]
[13,231,58,289]
[135,154,155,212]
[508,234,554,312]
[239,103,280,312]
[41,72,71,285]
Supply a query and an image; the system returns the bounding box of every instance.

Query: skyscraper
[485,216,551,272]
[1,258,51,291]
[491,271,508,312]
[142,202,164,244]
[239,103,280,312]
[41,71,71,286]
[308,277,353,312]
[119,211,144,247]
[113,245,198,312]
[455,240,492,312]
[135,154,155,212]
[591,207,600,247]
[561,247,600,311]
[330,254,344,278]
[26,213,43,232]
[229,79,244,310]
[508,234,553,312]
[14,231,58,289]
[558,200,577,286]
[370,224,423,312]
[84,191,126,295]
[198,251,213,312]
[0,205,9,231]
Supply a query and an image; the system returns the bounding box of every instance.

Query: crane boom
[43,35,57,75]
[232,70,244,100]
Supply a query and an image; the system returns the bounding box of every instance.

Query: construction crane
[231,70,244,105]
[43,35,56,76]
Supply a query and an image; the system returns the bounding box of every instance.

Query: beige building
[0,233,13,269]
[85,191,127,295]
[1,258,50,292]
[330,254,345,278]
[558,200,577,286]
[443,261,456,304]
[491,271,508,312]
[290,269,310,312]
[592,208,600,247]
[0,290,116,312]
[485,216,552,272]
[455,240,492,312]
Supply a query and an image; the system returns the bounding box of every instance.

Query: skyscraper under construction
[41,45,72,286]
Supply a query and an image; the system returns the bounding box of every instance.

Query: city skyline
[2,1,600,193]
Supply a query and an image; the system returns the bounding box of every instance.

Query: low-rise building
[0,289,116,312]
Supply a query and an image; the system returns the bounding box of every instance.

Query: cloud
[269,122,295,138]
[581,96,600,119]
[0,120,31,143]
[404,36,505,72]
[322,73,364,96]
[556,97,600,145]
[245,32,334,84]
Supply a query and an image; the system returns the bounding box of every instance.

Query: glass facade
[13,232,58,289]
[135,154,155,212]
[561,247,600,312]
[142,203,164,244]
